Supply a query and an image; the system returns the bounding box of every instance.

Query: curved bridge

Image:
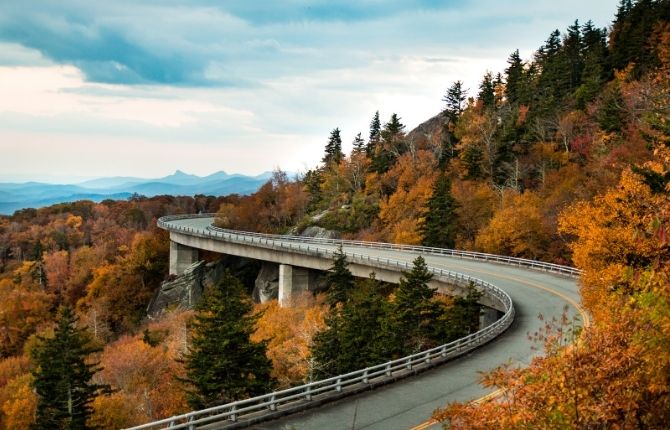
[129,214,584,430]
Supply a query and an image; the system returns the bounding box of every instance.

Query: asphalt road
[163,217,584,430]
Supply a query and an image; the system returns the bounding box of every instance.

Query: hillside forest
[0,0,668,428]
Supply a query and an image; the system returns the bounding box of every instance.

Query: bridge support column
[278,264,310,307]
[169,241,199,276]
[479,306,500,329]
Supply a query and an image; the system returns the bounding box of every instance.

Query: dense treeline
[311,254,481,379]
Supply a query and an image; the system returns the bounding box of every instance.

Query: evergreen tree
[505,49,525,104]
[597,81,627,132]
[181,271,274,409]
[303,169,323,211]
[478,71,496,109]
[31,306,108,430]
[382,113,406,139]
[326,247,355,307]
[451,283,483,335]
[440,81,468,166]
[436,282,482,340]
[420,173,458,249]
[609,0,669,77]
[336,277,390,368]
[390,256,439,354]
[372,114,406,174]
[322,128,344,165]
[312,276,390,378]
[462,144,484,180]
[443,81,467,124]
[563,20,585,93]
[310,309,344,378]
[352,132,365,154]
[366,111,381,157]
[576,20,610,108]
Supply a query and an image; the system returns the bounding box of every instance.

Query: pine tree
[310,310,344,378]
[390,256,439,354]
[420,173,458,249]
[372,114,406,173]
[597,81,627,132]
[322,128,343,165]
[563,20,585,93]
[326,247,355,307]
[505,49,526,104]
[435,282,482,341]
[443,81,467,124]
[352,132,365,155]
[303,169,323,211]
[366,111,381,157]
[31,306,108,430]
[440,81,468,165]
[462,144,484,180]
[576,20,609,108]
[181,271,274,409]
[609,0,668,77]
[382,113,406,139]
[478,71,496,109]
[312,276,390,378]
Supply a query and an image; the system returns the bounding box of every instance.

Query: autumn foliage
[433,64,670,428]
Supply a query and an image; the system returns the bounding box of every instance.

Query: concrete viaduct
[138,214,585,430]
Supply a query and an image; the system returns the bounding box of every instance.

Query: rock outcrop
[300,225,339,239]
[147,260,226,317]
[253,262,279,303]
[405,112,444,151]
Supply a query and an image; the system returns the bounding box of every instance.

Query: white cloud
[0,0,618,182]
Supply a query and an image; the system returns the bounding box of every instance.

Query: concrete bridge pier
[480,306,500,329]
[169,241,199,276]
[278,264,310,307]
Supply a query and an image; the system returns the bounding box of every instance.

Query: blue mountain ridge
[0,170,281,215]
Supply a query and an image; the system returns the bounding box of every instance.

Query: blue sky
[0,0,618,183]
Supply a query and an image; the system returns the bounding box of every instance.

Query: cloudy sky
[0,0,617,183]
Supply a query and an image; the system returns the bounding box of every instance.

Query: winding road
[150,216,584,430]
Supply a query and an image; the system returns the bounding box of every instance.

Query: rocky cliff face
[405,112,445,151]
[147,260,227,318]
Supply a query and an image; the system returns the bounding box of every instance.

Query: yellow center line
[408,267,589,430]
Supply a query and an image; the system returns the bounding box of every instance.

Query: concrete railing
[158,214,580,277]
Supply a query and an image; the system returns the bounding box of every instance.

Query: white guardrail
[124,214,575,430]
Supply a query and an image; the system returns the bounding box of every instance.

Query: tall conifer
[326,247,355,307]
[31,307,108,430]
[181,271,274,409]
[420,174,458,249]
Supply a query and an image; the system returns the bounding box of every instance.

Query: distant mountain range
[0,170,276,215]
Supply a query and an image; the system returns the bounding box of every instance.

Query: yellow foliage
[0,373,36,430]
[252,296,328,387]
[475,191,551,259]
